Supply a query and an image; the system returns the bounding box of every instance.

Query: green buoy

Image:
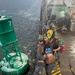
[0,16,29,75]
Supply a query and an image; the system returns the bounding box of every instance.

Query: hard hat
[45,48,52,53]
[59,39,64,43]
[43,34,47,38]
[43,25,47,29]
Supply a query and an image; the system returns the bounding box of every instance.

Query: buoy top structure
[0,16,17,46]
[0,15,29,75]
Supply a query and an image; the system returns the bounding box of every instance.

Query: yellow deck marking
[51,62,62,75]
[52,70,61,75]
[56,62,58,65]
[57,65,60,67]
[51,70,56,73]
[57,68,60,70]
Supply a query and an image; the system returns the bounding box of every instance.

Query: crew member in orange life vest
[43,48,55,75]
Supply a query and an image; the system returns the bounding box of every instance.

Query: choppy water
[0,0,41,74]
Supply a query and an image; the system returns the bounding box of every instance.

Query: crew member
[43,48,55,75]
[50,33,60,63]
[43,34,50,53]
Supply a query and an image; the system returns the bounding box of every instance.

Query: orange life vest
[46,54,55,64]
